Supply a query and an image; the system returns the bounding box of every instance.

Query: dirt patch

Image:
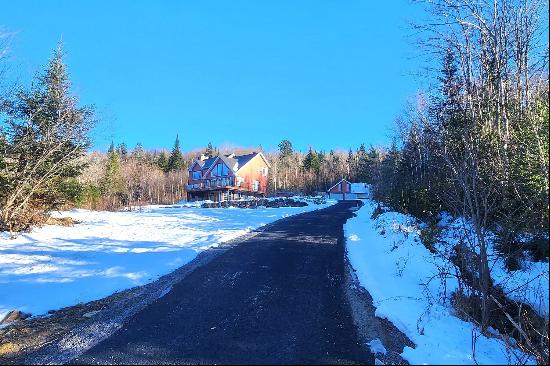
[44,216,80,226]
[344,256,414,365]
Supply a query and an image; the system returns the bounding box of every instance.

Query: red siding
[328,180,351,193]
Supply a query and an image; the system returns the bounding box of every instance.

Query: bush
[419,222,442,254]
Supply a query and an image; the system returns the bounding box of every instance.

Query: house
[187,152,271,202]
[327,179,370,200]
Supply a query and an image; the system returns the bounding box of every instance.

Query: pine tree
[167,135,185,171]
[356,143,368,182]
[346,149,355,181]
[278,139,293,190]
[0,43,95,230]
[303,147,320,174]
[102,148,124,195]
[132,142,145,160]
[205,142,215,158]
[157,151,168,172]
[117,142,128,160]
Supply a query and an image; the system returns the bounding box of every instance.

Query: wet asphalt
[71,201,374,365]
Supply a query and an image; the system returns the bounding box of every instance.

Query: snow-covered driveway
[0,201,334,320]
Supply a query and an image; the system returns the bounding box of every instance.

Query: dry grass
[44,216,80,227]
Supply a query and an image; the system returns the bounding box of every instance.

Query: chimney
[199,154,208,161]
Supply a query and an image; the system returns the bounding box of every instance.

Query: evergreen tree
[132,142,145,159]
[303,147,320,174]
[117,142,128,160]
[157,151,168,172]
[278,139,293,189]
[346,149,356,181]
[167,135,185,171]
[365,146,381,184]
[356,143,368,182]
[205,142,215,158]
[102,148,124,195]
[377,141,401,206]
[0,43,95,230]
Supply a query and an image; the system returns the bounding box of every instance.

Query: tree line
[361,0,548,361]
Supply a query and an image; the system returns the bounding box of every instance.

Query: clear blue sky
[2,0,425,153]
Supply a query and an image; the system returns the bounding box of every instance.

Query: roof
[202,151,271,175]
[327,179,369,194]
[235,153,257,169]
[218,155,239,171]
[188,156,217,171]
[201,157,217,169]
[327,178,351,192]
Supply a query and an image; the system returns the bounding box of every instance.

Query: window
[192,171,202,180]
[213,163,229,177]
[236,176,244,186]
[261,167,268,177]
[253,180,259,191]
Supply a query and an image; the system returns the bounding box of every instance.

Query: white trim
[203,156,222,176]
[256,152,272,169]
[188,160,202,171]
[234,152,272,173]
[327,178,351,192]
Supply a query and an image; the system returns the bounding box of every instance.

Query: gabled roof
[188,156,217,171]
[201,157,217,169]
[218,155,239,171]
[328,178,351,192]
[235,153,256,169]
[203,151,271,175]
[327,179,370,194]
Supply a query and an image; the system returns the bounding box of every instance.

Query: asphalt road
[71,201,374,365]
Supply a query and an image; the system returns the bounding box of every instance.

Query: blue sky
[2,1,426,153]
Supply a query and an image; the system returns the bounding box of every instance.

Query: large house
[327,178,369,200]
[187,152,271,202]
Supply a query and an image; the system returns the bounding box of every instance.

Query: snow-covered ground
[345,197,548,365]
[0,198,335,321]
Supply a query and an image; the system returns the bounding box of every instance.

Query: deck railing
[186,177,266,192]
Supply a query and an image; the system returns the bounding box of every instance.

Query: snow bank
[345,199,540,365]
[439,215,549,317]
[0,199,335,320]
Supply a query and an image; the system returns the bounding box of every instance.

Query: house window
[253,180,259,191]
[236,176,244,186]
[261,167,268,177]
[192,171,202,180]
[213,163,229,177]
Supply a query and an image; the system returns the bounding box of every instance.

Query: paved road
[72,201,374,365]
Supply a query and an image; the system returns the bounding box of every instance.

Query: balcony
[187,177,265,193]
[187,177,234,191]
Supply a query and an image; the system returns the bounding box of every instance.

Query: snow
[0,199,336,321]
[345,198,542,365]
[350,183,369,193]
[368,338,387,355]
[438,215,549,317]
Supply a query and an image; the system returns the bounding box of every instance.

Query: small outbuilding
[327,179,370,200]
